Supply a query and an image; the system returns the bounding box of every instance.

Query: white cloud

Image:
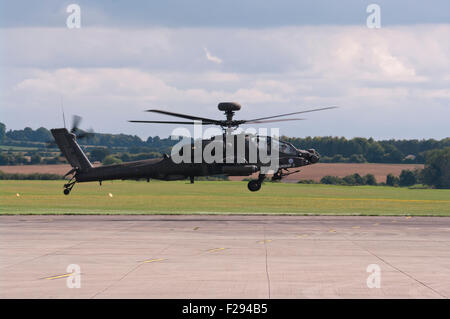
[204,47,223,64]
[1,25,450,139]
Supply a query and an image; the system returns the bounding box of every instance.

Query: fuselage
[75,134,320,183]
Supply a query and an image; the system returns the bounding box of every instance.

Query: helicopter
[50,102,336,194]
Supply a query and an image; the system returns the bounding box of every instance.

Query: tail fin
[51,128,92,171]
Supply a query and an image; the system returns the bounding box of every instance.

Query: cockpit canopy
[244,135,298,155]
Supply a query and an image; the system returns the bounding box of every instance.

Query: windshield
[278,140,297,155]
[247,136,297,155]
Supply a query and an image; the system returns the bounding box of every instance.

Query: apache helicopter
[50,102,336,194]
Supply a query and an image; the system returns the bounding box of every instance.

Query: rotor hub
[218,102,241,127]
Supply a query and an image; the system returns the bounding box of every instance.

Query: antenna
[61,96,67,129]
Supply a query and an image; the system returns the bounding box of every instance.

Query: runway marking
[296,234,308,238]
[352,226,360,229]
[373,223,380,226]
[328,229,336,233]
[43,273,73,280]
[207,247,226,253]
[257,240,272,244]
[142,258,166,264]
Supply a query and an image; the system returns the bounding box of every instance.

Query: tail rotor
[46,115,95,149]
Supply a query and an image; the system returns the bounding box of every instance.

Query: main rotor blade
[245,118,305,124]
[244,106,337,122]
[146,109,221,124]
[129,120,217,125]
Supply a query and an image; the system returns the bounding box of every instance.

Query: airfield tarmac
[1,215,449,299]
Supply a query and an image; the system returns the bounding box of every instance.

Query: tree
[364,174,377,185]
[348,154,367,163]
[343,173,364,185]
[30,154,41,165]
[320,175,342,185]
[381,144,403,163]
[120,153,131,162]
[13,154,27,165]
[366,143,384,162]
[399,169,416,187]
[386,174,399,186]
[0,153,11,165]
[34,127,52,142]
[0,122,5,141]
[421,148,450,189]
[331,154,346,162]
[353,173,365,185]
[102,155,122,165]
[89,148,110,162]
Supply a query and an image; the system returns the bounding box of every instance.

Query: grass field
[0,180,449,216]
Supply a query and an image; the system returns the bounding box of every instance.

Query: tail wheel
[247,180,261,192]
[63,177,76,195]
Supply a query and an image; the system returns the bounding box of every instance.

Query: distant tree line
[0,122,181,166]
[0,170,63,180]
[319,173,377,186]
[0,123,179,151]
[0,152,65,165]
[316,148,450,189]
[283,136,450,163]
[318,171,419,187]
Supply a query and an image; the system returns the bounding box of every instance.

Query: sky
[0,0,449,140]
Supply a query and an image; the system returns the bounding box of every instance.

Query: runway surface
[1,215,449,298]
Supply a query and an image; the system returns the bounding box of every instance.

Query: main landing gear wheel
[247,180,261,192]
[247,173,266,192]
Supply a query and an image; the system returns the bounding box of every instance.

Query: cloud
[1,24,450,139]
[204,47,223,64]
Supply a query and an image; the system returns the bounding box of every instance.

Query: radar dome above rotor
[218,102,241,112]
